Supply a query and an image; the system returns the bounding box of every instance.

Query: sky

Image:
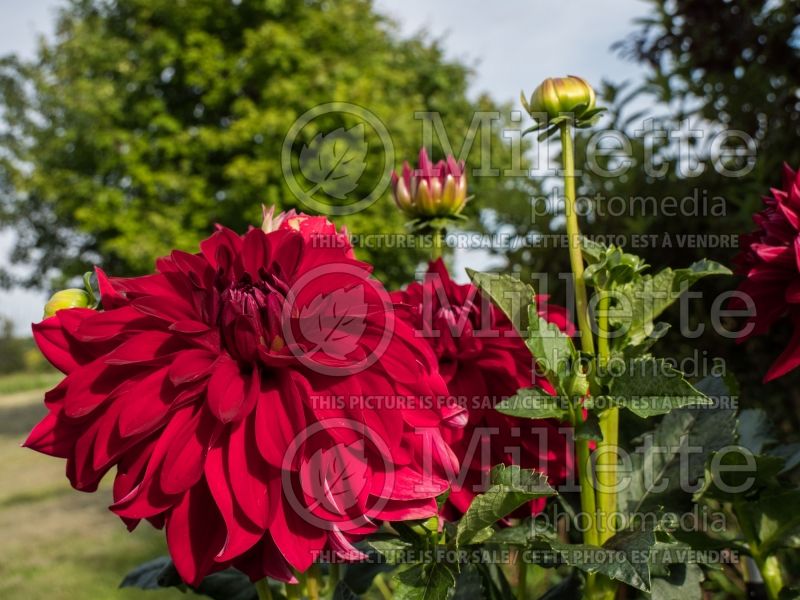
[0,0,650,334]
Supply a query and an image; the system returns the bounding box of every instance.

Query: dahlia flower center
[219,275,283,363]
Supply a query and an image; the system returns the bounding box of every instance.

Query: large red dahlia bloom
[391,260,574,519]
[25,213,459,585]
[734,164,800,381]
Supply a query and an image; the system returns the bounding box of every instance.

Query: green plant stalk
[560,121,609,600]
[306,564,321,600]
[255,579,274,600]
[559,122,595,358]
[516,553,528,599]
[328,563,341,594]
[737,504,784,600]
[285,581,302,600]
[595,291,618,545]
[432,226,444,261]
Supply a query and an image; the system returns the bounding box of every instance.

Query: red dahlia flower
[25,212,460,585]
[391,260,574,519]
[733,164,800,381]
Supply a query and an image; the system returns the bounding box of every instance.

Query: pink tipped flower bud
[391,149,468,219]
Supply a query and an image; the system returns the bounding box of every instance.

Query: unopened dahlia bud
[43,289,91,318]
[524,76,596,120]
[391,149,468,219]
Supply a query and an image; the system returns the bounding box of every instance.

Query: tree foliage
[0,0,529,289]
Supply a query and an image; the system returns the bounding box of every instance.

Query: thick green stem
[595,292,618,545]
[255,579,274,600]
[516,553,528,599]
[738,504,784,600]
[285,582,302,600]
[431,227,444,261]
[559,122,595,358]
[305,564,321,600]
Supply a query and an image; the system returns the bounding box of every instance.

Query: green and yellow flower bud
[525,76,596,120]
[43,289,91,318]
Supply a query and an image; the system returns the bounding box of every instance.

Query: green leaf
[649,563,704,600]
[455,465,556,546]
[693,449,785,502]
[619,377,737,514]
[451,564,485,600]
[737,409,777,454]
[739,490,800,555]
[617,260,731,347]
[466,269,534,335]
[119,557,257,600]
[608,357,712,418]
[537,570,584,600]
[119,557,176,591]
[369,538,415,565]
[539,528,656,592]
[394,563,456,600]
[526,304,576,391]
[495,388,569,420]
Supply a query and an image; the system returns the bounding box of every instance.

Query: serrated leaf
[455,465,555,546]
[466,269,534,334]
[649,563,704,600]
[608,357,711,418]
[394,563,456,600]
[693,450,785,503]
[619,376,737,515]
[737,409,777,455]
[120,557,257,600]
[495,388,569,420]
[617,260,731,347]
[452,564,485,600]
[369,538,415,565]
[738,490,800,555]
[540,528,656,592]
[298,124,367,199]
[526,304,576,391]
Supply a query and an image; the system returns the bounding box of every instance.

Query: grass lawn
[0,387,185,600]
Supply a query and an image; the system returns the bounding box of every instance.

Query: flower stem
[559,122,595,358]
[516,553,528,599]
[595,290,618,545]
[306,564,321,600]
[431,227,444,261]
[255,579,273,600]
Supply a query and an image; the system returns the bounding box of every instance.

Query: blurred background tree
[0,0,535,290]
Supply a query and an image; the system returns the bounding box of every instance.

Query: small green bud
[44,289,91,318]
[526,76,596,120]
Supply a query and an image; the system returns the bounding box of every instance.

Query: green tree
[0,0,530,289]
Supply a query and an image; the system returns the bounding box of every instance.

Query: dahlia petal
[235,535,297,584]
[270,491,326,573]
[242,229,272,278]
[207,356,253,423]
[160,407,219,496]
[765,317,800,381]
[205,440,264,562]
[95,267,127,310]
[168,348,218,385]
[104,330,177,365]
[166,481,227,586]
[226,414,271,529]
[32,312,95,373]
[255,373,306,468]
[22,411,75,457]
[328,525,368,561]
[367,496,438,521]
[114,368,173,437]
